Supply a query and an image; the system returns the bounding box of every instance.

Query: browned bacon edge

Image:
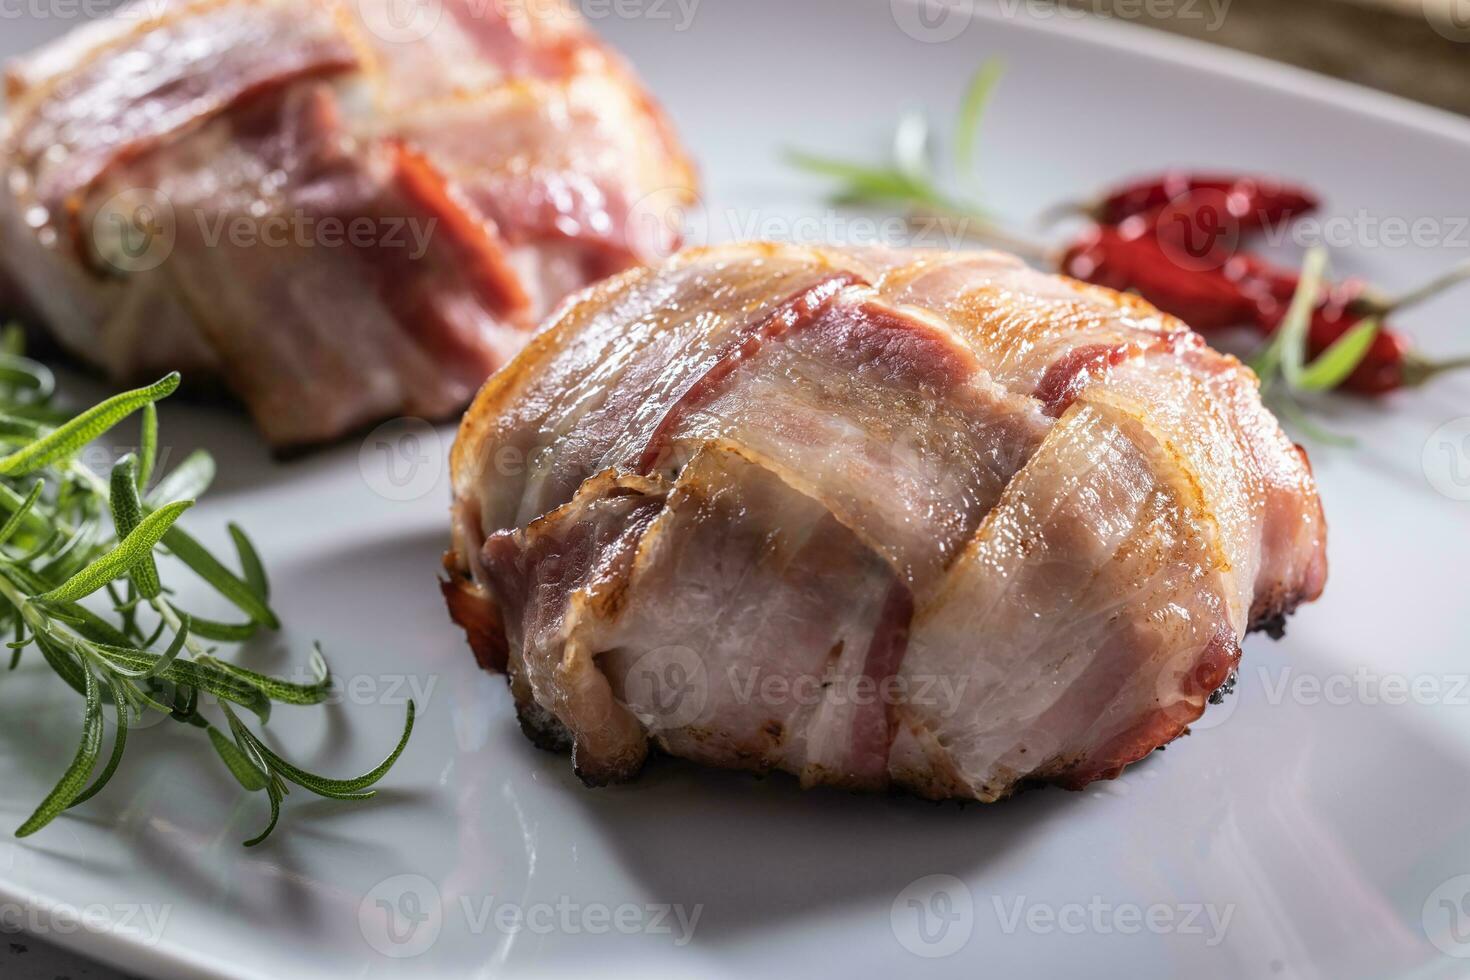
[635,272,865,474]
[441,255,1324,798]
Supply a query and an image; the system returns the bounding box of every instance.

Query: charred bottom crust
[454,546,1281,800]
[571,736,649,787]
[513,691,649,786]
[1251,612,1289,640]
[514,697,575,755]
[1249,593,1309,639]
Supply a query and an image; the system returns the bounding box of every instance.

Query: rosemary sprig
[787,67,1386,443]
[786,60,1047,261]
[0,328,413,845]
[1249,247,1380,446]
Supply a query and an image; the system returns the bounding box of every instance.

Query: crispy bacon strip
[0,0,695,448]
[445,243,1327,800]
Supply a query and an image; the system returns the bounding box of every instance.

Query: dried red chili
[1061,177,1469,395]
[1251,278,1401,394]
[1058,224,1259,332]
[1251,275,1465,395]
[1084,171,1319,230]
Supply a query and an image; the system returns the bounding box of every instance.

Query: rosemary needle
[0,327,412,845]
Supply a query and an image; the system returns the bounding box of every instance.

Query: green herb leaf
[181,614,258,643]
[1250,246,1328,388]
[136,616,190,682]
[0,374,179,477]
[1297,317,1382,391]
[956,59,1003,182]
[207,646,331,706]
[67,674,130,809]
[228,524,269,600]
[137,403,158,492]
[158,526,278,629]
[208,726,268,792]
[243,783,283,848]
[146,450,214,507]
[37,500,192,605]
[90,645,273,720]
[243,700,415,800]
[0,481,43,548]
[0,353,55,403]
[109,456,162,599]
[16,661,102,836]
[0,332,410,846]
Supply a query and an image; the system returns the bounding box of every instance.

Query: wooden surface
[1070,0,1470,116]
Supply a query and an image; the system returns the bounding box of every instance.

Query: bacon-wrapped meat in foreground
[0,0,694,448]
[443,243,1328,799]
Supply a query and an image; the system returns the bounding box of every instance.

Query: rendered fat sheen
[445,243,1328,800]
[0,0,695,448]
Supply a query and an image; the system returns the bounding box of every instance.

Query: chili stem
[1401,352,1470,388]
[1378,258,1470,315]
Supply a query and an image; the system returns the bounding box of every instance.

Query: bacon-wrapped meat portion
[0,0,694,448]
[444,243,1327,798]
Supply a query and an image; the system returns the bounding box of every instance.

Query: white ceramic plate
[3,1,1470,977]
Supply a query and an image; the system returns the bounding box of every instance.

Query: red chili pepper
[1059,223,1258,332]
[1247,274,1460,395]
[1062,227,1444,394]
[1087,171,1319,230]
[1286,282,1406,395]
[1222,254,1302,326]
[1058,175,1469,395]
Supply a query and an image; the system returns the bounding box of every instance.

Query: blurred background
[1071,0,1470,115]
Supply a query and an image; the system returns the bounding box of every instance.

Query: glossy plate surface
[2,2,1469,977]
